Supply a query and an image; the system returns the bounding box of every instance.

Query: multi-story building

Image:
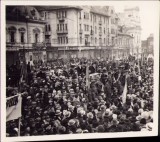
[141,34,154,58]
[118,6,141,57]
[38,6,119,60]
[6,6,46,66]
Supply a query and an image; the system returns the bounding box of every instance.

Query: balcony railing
[90,30,94,35]
[45,31,52,35]
[79,29,83,34]
[32,42,46,48]
[57,29,68,34]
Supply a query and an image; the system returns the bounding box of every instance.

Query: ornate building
[6,6,46,66]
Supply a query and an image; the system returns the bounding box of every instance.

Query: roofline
[90,11,111,17]
[38,6,83,11]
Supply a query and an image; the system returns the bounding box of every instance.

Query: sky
[105,1,159,40]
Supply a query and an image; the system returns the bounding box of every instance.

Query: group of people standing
[6,56,154,136]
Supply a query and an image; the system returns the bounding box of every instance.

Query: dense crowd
[6,56,154,136]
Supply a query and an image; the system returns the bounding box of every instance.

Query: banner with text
[6,94,22,122]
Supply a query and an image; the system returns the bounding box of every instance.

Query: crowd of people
[6,56,154,136]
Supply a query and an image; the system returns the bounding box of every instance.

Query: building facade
[141,34,154,58]
[38,6,120,60]
[6,6,46,66]
[118,6,141,57]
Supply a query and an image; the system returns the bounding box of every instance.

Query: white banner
[122,75,128,104]
[6,94,22,122]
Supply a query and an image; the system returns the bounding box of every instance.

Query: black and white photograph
[1,0,159,141]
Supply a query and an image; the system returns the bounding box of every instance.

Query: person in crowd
[6,57,154,136]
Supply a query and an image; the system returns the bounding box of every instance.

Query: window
[104,17,105,24]
[57,24,59,31]
[91,14,92,21]
[95,38,97,44]
[104,28,105,34]
[66,37,68,44]
[65,24,67,30]
[35,33,38,43]
[91,26,92,30]
[48,25,51,31]
[95,26,97,34]
[30,55,32,61]
[10,31,15,43]
[80,36,82,44]
[79,12,81,19]
[104,38,105,44]
[99,38,102,45]
[91,37,93,44]
[95,15,96,22]
[45,25,48,32]
[80,24,81,30]
[20,33,24,43]
[64,11,67,18]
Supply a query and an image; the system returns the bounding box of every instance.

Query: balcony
[57,29,68,34]
[32,42,46,49]
[58,17,65,22]
[79,29,83,34]
[90,30,94,35]
[99,20,102,25]
[45,31,52,35]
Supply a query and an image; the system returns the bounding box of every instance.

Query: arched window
[8,26,17,43]
[33,28,40,43]
[18,27,26,43]
[35,33,38,43]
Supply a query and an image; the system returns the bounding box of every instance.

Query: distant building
[6,6,46,66]
[141,34,154,58]
[118,6,141,57]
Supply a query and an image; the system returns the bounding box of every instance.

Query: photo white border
[1,1,159,142]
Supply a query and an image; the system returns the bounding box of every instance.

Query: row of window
[45,24,51,32]
[8,32,40,43]
[79,37,110,45]
[58,36,68,44]
[116,38,131,46]
[79,12,109,24]
[81,25,108,35]
[57,11,67,18]
[57,24,68,31]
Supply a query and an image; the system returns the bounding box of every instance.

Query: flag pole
[18,117,21,136]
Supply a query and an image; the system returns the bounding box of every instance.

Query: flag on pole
[122,75,128,104]
[6,94,22,122]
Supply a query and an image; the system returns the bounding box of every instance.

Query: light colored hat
[79,109,85,116]
[112,114,117,120]
[138,108,144,114]
[68,119,76,126]
[136,115,142,121]
[141,111,150,120]
[77,107,84,114]
[87,112,94,119]
[63,110,71,118]
[128,107,133,113]
[76,128,83,133]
